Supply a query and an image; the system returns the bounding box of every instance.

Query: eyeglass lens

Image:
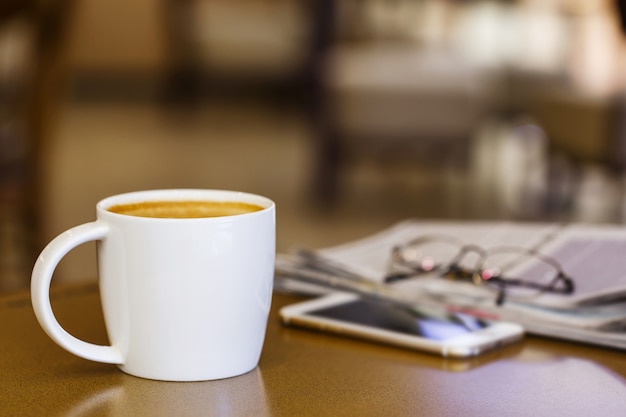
[480,250,561,298]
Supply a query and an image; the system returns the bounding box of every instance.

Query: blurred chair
[162,0,313,104]
[0,0,74,291]
[307,0,501,203]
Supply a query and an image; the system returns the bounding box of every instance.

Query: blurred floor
[2,94,626,292]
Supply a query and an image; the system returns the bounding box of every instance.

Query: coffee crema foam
[107,200,264,218]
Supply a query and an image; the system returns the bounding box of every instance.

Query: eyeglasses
[387,235,575,305]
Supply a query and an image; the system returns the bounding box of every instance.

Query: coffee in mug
[31,189,275,381]
[107,200,264,218]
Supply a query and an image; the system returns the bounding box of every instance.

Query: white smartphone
[280,293,524,358]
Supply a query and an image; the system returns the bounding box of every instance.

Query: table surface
[2,283,626,417]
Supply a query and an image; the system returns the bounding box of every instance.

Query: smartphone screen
[280,293,524,357]
[307,299,489,342]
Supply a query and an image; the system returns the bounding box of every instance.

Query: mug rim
[97,189,275,220]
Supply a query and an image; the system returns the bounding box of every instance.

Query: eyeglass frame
[387,234,575,305]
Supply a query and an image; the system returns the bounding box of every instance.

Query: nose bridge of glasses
[450,244,488,269]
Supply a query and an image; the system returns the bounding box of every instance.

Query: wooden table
[2,283,626,416]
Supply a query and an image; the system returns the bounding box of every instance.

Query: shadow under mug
[31,189,276,381]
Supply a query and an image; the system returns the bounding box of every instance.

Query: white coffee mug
[31,189,275,381]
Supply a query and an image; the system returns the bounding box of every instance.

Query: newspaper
[277,220,626,350]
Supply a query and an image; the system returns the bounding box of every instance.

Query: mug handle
[31,221,123,364]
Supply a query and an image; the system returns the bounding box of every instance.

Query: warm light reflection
[58,369,270,417]
[568,9,626,97]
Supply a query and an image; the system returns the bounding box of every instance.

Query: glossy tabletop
[1,283,626,416]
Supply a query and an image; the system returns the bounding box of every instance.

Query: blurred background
[2,0,626,292]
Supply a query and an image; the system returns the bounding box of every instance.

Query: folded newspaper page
[277,220,626,350]
[316,220,626,308]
